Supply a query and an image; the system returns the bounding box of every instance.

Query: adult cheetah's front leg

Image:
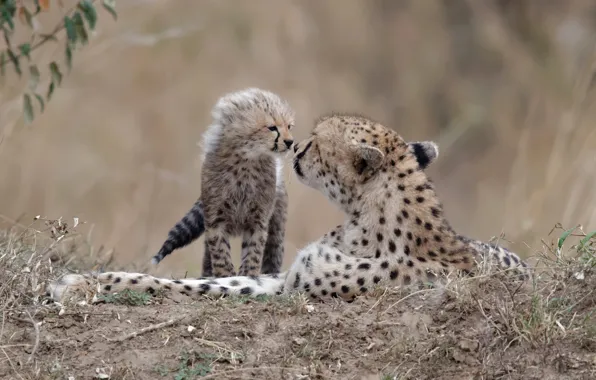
[204,227,235,277]
[260,189,288,274]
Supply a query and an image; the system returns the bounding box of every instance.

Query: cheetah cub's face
[292,114,438,202]
[209,88,296,155]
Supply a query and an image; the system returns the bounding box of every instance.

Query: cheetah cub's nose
[293,142,299,153]
[284,139,294,149]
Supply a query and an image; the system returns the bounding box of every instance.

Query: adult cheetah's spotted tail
[151,199,205,265]
[48,271,288,302]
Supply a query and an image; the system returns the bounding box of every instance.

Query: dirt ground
[0,225,594,380]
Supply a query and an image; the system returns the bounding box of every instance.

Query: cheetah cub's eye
[288,125,293,130]
[267,126,278,132]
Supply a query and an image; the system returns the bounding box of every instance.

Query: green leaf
[64,16,77,44]
[579,231,596,248]
[49,61,62,85]
[65,44,73,71]
[102,0,117,21]
[1,8,15,31]
[23,93,34,124]
[18,43,31,60]
[558,226,577,250]
[78,0,97,30]
[6,48,21,76]
[72,12,88,45]
[34,93,45,113]
[28,64,40,90]
[46,81,55,101]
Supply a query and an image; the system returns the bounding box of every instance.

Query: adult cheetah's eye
[268,126,278,132]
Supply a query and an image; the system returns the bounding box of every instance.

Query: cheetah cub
[151,88,295,278]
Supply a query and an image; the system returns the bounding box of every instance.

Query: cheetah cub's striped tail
[47,271,287,303]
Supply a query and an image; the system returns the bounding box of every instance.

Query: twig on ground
[366,287,388,313]
[193,337,235,354]
[107,317,182,342]
[25,311,40,364]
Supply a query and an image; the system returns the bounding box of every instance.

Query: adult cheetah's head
[203,88,296,157]
[292,114,438,205]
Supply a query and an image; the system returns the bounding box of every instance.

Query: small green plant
[97,288,151,306]
[0,0,118,124]
[152,364,169,377]
[173,351,212,380]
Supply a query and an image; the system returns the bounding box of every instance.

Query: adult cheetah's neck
[339,165,480,272]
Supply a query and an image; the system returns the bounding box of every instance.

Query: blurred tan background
[1,0,596,277]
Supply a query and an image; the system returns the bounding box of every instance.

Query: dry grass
[0,221,594,379]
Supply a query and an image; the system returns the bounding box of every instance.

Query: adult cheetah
[48,114,530,303]
[151,88,295,278]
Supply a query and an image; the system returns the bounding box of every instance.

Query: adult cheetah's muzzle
[292,141,312,178]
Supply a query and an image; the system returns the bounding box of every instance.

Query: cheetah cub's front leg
[205,227,235,277]
[239,227,269,276]
[260,189,288,274]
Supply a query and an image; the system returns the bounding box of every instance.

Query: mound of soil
[1,276,594,380]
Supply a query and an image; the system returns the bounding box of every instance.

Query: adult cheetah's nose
[293,142,299,153]
[284,139,294,149]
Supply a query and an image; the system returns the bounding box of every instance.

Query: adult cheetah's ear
[409,141,439,170]
[353,144,384,175]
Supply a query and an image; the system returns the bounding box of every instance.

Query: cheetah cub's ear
[353,144,384,175]
[409,141,439,169]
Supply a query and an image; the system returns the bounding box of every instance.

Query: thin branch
[0,0,99,68]
[106,317,182,342]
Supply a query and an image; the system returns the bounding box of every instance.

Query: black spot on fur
[503,255,511,266]
[388,240,396,252]
[358,262,371,270]
[240,287,253,295]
